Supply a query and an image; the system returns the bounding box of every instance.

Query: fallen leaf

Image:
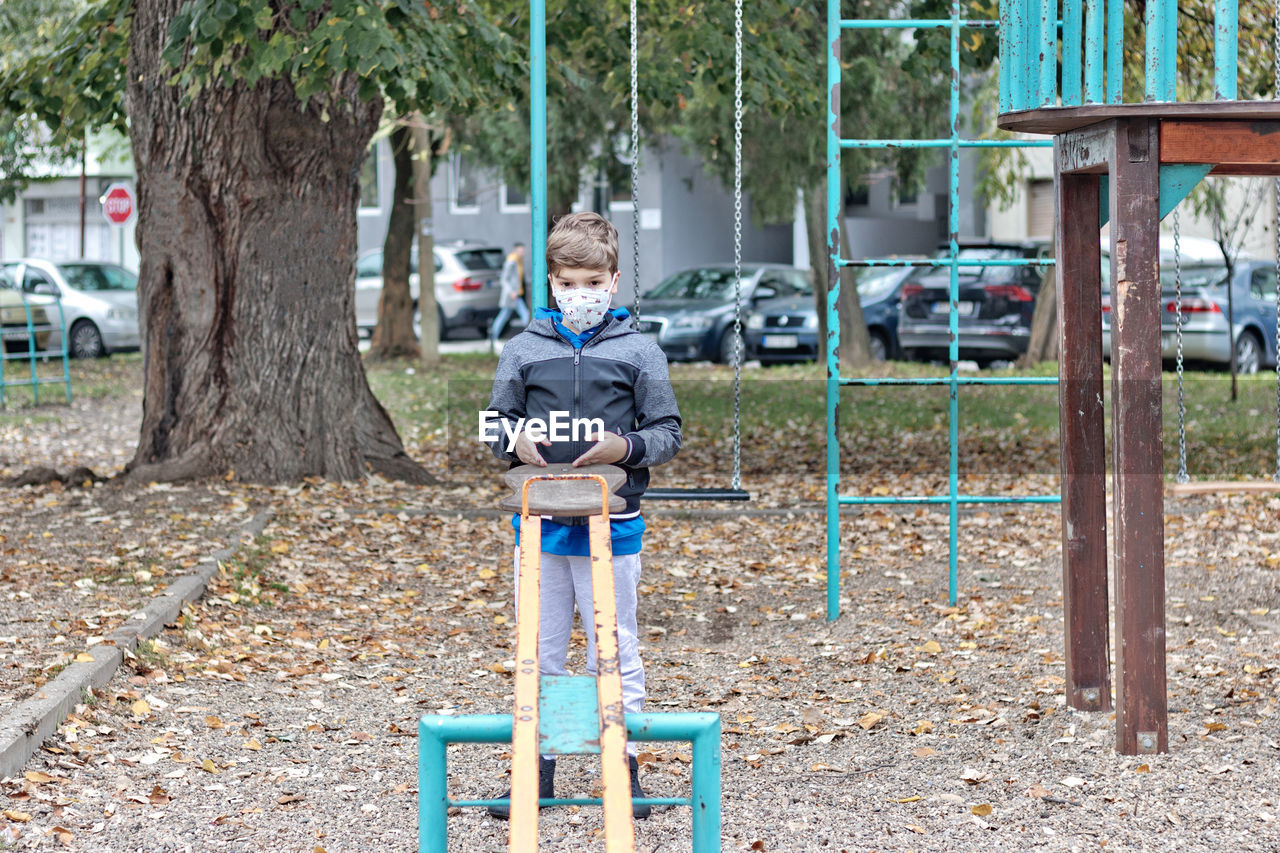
[917,640,942,654]
[1205,722,1227,733]
[24,771,55,784]
[859,711,886,730]
[206,716,223,729]
[3,811,31,823]
[913,747,937,758]
[148,786,171,805]
[277,794,305,805]
[201,759,218,774]
[49,826,73,846]
[131,699,151,717]
[74,652,95,663]
[912,720,934,735]
[243,739,262,751]
[960,768,990,785]
[971,803,993,817]
[895,795,924,803]
[1134,764,1150,774]
[906,824,927,834]
[1027,783,1052,798]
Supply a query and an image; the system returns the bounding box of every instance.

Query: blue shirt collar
[537,306,630,348]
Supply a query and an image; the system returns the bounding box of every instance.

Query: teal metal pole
[1084,0,1104,102]
[690,716,722,853]
[530,0,548,310]
[1063,0,1083,105]
[1038,0,1057,105]
[1214,0,1237,100]
[417,724,448,853]
[998,0,1010,113]
[825,0,841,622]
[1105,0,1122,103]
[948,0,961,606]
[1163,0,1177,100]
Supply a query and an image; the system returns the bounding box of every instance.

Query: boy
[482,212,682,820]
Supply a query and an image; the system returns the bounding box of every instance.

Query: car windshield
[857,267,911,301]
[454,249,504,270]
[59,263,138,291]
[0,267,16,290]
[647,268,752,300]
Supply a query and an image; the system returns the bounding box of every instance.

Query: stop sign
[101,183,135,227]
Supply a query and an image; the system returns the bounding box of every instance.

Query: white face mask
[554,287,613,331]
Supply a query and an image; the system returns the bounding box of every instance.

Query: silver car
[354,240,504,339]
[1,259,140,358]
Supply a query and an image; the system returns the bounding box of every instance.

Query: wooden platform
[998,100,1280,135]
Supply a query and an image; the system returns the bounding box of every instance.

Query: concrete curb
[0,509,273,780]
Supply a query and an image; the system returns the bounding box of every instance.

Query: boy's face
[548,267,619,296]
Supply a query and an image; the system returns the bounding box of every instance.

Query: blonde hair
[546,212,619,275]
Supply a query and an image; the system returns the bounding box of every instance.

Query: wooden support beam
[1058,122,1114,174]
[1160,120,1280,175]
[1108,118,1169,756]
[1053,153,1112,713]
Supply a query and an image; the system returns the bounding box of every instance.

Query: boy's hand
[572,432,627,467]
[514,432,551,466]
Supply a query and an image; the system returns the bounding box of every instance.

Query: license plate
[763,334,798,349]
[932,301,975,317]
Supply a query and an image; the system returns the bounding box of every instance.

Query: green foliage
[0,0,520,152]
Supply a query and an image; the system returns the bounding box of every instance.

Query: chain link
[1174,209,1189,484]
[730,0,744,491]
[629,0,641,321]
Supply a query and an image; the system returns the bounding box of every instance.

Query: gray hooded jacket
[484,309,682,522]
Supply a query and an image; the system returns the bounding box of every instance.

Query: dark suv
[897,242,1051,367]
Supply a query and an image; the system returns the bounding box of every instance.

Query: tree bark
[804,185,871,369]
[414,119,441,369]
[1020,253,1059,366]
[123,0,433,485]
[369,122,421,360]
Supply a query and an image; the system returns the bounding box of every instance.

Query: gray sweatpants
[512,548,646,721]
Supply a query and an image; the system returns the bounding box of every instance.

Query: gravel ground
[2,385,1279,852]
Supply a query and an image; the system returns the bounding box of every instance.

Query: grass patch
[0,351,142,410]
[218,534,288,606]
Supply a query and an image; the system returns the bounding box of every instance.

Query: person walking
[490,242,530,343]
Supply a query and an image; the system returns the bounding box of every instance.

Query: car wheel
[1234,330,1262,375]
[718,328,742,366]
[69,320,105,359]
[868,330,889,362]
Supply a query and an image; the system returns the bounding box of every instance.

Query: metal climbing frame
[824,0,1060,620]
[0,295,71,407]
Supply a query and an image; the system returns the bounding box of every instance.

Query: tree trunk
[804,185,871,369]
[369,122,421,360]
[1020,254,1058,366]
[414,119,441,369]
[123,0,433,485]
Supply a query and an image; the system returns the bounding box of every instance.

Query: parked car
[0,267,54,354]
[635,264,811,363]
[354,240,504,340]
[742,264,919,364]
[1100,238,1278,373]
[897,241,1050,367]
[0,259,139,358]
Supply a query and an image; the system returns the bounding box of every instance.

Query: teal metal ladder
[824,0,1061,618]
[0,295,71,408]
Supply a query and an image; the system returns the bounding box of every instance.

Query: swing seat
[642,487,751,502]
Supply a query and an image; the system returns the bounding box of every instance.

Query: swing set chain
[1173,209,1189,484]
[630,0,641,321]
[731,0,744,492]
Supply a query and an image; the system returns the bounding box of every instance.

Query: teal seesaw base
[418,679,721,852]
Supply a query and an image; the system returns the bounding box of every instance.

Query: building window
[359,148,380,211]
[451,155,480,214]
[1027,178,1054,240]
[500,182,529,214]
